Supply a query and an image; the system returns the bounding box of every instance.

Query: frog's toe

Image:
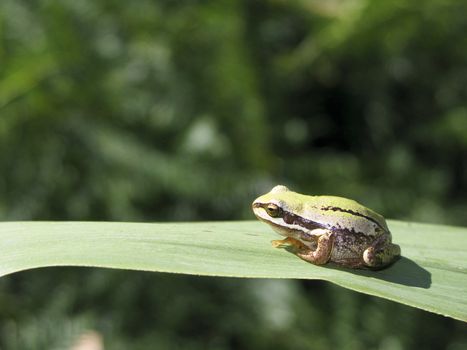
[271,237,304,250]
[271,239,290,248]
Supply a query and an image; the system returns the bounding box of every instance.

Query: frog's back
[303,195,389,235]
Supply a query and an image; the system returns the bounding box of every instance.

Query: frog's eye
[265,203,282,218]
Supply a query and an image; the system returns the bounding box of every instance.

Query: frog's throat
[258,217,310,239]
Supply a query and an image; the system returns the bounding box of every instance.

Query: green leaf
[1,220,466,321]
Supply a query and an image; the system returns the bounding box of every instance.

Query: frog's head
[252,185,307,238]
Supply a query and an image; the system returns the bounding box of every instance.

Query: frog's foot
[295,231,334,265]
[271,237,305,250]
[363,236,401,269]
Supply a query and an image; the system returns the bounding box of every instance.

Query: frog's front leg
[295,230,334,265]
[271,237,307,250]
[363,235,401,268]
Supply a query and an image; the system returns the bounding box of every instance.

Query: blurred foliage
[0,0,466,349]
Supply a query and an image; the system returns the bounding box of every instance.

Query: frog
[252,185,400,269]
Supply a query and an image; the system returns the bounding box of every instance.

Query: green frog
[252,185,400,269]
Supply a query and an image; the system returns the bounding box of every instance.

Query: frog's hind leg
[363,235,401,269]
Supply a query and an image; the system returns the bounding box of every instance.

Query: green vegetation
[1,0,466,349]
[1,221,466,322]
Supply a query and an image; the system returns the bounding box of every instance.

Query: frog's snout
[252,201,261,210]
[251,201,265,220]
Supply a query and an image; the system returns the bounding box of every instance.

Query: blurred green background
[1,0,466,349]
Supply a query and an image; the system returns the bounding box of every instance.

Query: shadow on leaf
[339,257,432,289]
[281,243,432,289]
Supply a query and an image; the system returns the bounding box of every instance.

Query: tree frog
[252,185,400,269]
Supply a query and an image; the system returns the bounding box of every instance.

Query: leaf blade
[1,220,466,322]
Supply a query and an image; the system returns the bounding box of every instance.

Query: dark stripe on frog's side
[256,202,372,234]
[284,208,384,236]
[254,202,384,235]
[282,211,327,231]
[321,206,386,232]
[253,202,326,231]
